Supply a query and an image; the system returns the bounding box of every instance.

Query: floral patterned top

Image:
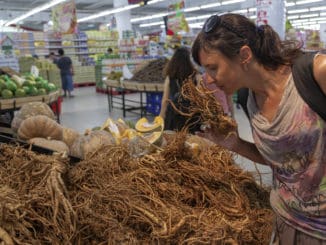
[247,71,326,240]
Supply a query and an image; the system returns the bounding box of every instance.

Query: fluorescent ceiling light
[310,6,326,11]
[0,20,6,26]
[221,0,245,5]
[131,12,168,22]
[184,6,200,12]
[200,3,221,9]
[310,17,326,21]
[285,2,296,7]
[287,8,309,14]
[186,14,211,21]
[147,0,165,5]
[300,13,319,18]
[78,4,140,22]
[296,0,322,5]
[5,0,67,26]
[189,22,204,29]
[139,21,164,27]
[232,8,256,14]
[287,15,299,19]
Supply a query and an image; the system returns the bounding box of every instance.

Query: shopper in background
[56,48,74,98]
[159,46,201,133]
[192,13,326,244]
[107,47,113,54]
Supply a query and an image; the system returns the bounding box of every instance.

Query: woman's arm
[314,54,326,95]
[234,137,267,165]
[197,129,267,165]
[159,76,170,118]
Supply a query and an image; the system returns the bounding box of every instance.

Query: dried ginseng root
[170,76,237,135]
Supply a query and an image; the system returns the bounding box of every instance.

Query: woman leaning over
[192,13,326,244]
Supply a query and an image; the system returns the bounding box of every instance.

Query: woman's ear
[239,45,253,71]
[239,45,252,64]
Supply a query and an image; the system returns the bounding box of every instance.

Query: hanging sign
[166,0,189,36]
[52,0,78,34]
[256,0,285,39]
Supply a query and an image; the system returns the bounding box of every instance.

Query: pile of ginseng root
[0,131,274,244]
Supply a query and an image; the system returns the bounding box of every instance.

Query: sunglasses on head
[203,14,246,39]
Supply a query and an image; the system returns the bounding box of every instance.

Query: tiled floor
[60,86,272,186]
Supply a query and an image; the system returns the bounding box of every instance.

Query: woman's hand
[196,125,239,152]
[197,124,267,164]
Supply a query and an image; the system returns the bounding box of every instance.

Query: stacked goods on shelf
[95,64,102,91]
[86,30,119,57]
[88,30,119,90]
[135,38,149,56]
[120,30,136,59]
[46,32,62,57]
[73,65,96,86]
[12,32,35,56]
[19,57,36,74]
[33,32,50,57]
[0,54,19,72]
[60,32,96,86]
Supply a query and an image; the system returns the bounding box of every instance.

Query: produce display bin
[104,79,164,117]
[0,90,61,123]
[0,134,81,165]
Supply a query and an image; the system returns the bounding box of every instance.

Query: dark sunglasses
[203,14,246,39]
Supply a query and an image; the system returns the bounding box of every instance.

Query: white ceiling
[0,0,325,33]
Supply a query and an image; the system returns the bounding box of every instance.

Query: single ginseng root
[170,76,237,135]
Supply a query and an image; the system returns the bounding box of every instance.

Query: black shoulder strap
[292,52,326,121]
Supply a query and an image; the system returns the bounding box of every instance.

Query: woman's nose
[204,73,215,84]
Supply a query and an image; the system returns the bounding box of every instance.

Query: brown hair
[163,46,196,82]
[192,13,302,71]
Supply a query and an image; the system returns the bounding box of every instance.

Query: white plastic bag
[30,65,39,77]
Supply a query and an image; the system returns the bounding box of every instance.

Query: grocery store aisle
[60,86,272,186]
[60,86,145,133]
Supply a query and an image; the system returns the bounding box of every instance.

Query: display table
[0,91,61,135]
[104,79,164,117]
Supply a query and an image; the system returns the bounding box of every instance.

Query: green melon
[6,82,17,92]
[15,88,26,97]
[37,88,47,95]
[23,80,36,87]
[29,86,38,96]
[36,81,46,89]
[22,86,31,95]
[0,80,6,90]
[45,83,57,92]
[1,89,13,99]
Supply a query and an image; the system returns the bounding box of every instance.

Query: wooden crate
[0,91,60,110]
